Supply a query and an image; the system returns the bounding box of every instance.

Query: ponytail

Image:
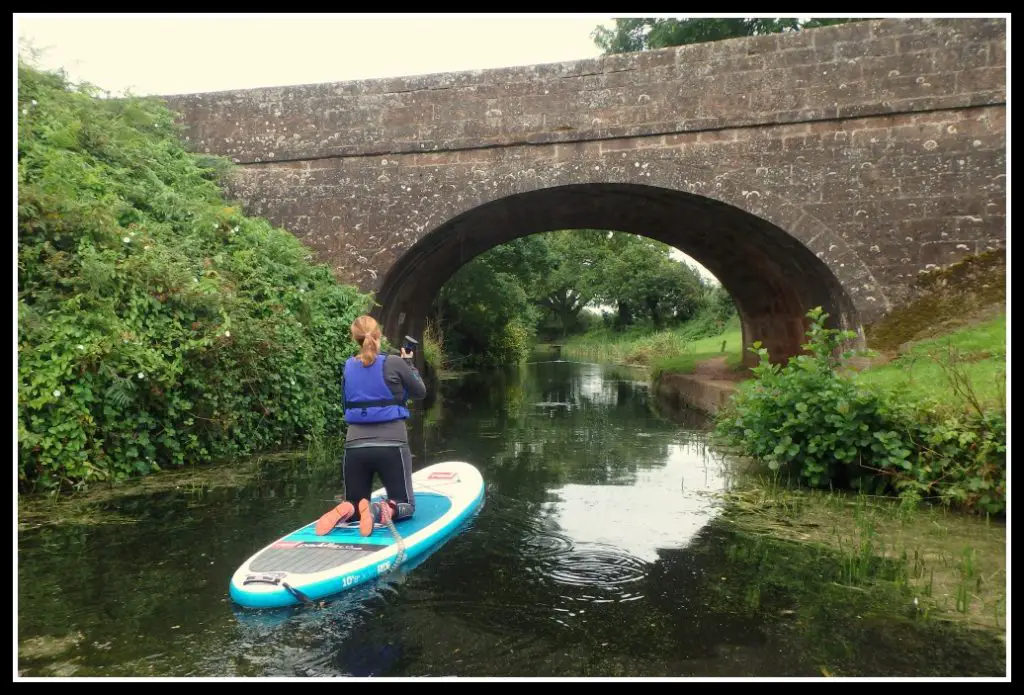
[358,333,380,366]
[351,315,382,366]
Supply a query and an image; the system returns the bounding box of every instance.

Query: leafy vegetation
[432,236,547,368]
[432,230,731,367]
[713,308,1006,516]
[421,320,447,373]
[592,17,863,54]
[17,61,371,493]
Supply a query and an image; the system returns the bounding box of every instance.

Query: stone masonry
[161,17,1006,365]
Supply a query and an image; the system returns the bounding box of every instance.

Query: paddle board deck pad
[229,461,484,609]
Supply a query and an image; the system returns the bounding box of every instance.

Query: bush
[712,307,1005,515]
[483,319,533,366]
[421,320,448,373]
[17,61,371,492]
[895,407,1006,515]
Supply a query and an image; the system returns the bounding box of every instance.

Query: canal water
[17,358,1006,677]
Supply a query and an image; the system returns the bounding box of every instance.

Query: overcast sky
[16,14,615,96]
[16,13,742,282]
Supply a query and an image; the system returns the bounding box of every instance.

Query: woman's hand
[400,347,414,360]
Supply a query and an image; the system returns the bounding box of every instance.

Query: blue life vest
[343,354,410,424]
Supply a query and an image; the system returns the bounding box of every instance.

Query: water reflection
[544,442,736,563]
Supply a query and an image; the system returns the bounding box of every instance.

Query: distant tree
[433,229,729,360]
[590,233,705,330]
[532,229,607,338]
[431,235,548,365]
[593,17,862,54]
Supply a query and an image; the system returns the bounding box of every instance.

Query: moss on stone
[864,251,1006,355]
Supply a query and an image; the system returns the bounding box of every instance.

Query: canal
[17,357,1006,677]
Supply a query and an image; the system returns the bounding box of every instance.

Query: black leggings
[342,445,415,521]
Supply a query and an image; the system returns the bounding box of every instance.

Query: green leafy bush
[713,307,1005,515]
[17,61,371,492]
[891,400,1006,516]
[484,318,533,366]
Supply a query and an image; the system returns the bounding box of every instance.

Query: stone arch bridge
[162,18,1006,365]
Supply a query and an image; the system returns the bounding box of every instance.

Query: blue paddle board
[229,461,484,609]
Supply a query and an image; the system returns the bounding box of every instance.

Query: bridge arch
[162,18,1005,349]
[373,182,862,368]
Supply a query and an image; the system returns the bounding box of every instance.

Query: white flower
[137,372,145,379]
[193,278,199,283]
[213,223,219,228]
[123,237,131,243]
[21,108,28,116]
[290,379,296,386]
[52,389,61,398]
[232,226,239,233]
[31,99,38,106]
[224,331,231,338]
[77,344,85,351]
[299,288,305,294]
[143,245,151,251]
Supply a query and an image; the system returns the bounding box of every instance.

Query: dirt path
[691,356,750,383]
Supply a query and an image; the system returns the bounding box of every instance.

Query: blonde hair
[351,315,382,366]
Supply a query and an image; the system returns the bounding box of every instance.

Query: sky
[16,14,614,96]
[15,13,720,283]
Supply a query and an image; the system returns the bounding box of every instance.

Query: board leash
[383,514,406,572]
[282,581,315,605]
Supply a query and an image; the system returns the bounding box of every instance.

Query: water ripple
[481,497,576,560]
[520,529,575,559]
[539,543,649,590]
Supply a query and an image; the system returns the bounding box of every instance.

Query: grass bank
[649,325,745,379]
[562,250,1006,422]
[639,308,1006,418]
[853,249,1006,414]
[561,313,745,373]
[714,307,1005,517]
[854,313,1006,412]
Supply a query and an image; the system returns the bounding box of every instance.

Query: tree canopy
[592,17,862,54]
[431,230,735,366]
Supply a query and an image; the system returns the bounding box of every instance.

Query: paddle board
[229,460,484,609]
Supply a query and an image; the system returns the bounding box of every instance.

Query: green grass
[560,308,1006,413]
[856,314,1006,411]
[721,482,1006,633]
[561,315,744,373]
[650,326,745,378]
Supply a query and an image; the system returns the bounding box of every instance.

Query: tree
[431,230,723,362]
[431,235,550,366]
[590,233,705,329]
[531,230,607,338]
[592,17,862,54]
